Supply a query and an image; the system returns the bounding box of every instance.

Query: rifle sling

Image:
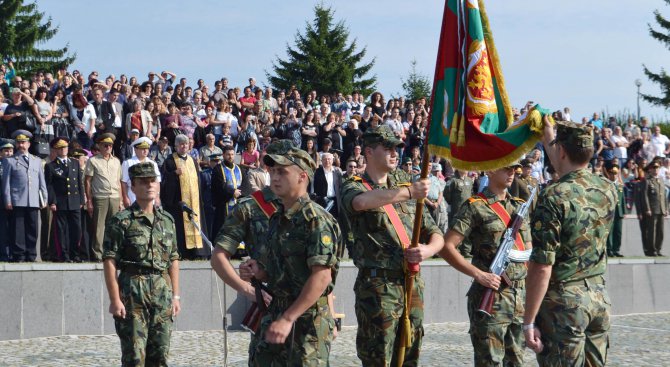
[476,192,525,251]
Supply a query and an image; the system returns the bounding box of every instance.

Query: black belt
[549,275,605,290]
[122,265,166,276]
[360,268,406,280]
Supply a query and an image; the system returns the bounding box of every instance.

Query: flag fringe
[429,134,540,172]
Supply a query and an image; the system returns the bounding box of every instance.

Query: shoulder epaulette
[397,182,411,187]
[350,175,363,182]
[468,197,485,204]
[157,207,175,223]
[511,196,526,203]
[303,201,320,221]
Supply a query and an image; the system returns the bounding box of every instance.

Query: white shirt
[651,134,670,157]
[110,102,122,128]
[611,134,628,159]
[324,167,335,198]
[121,156,162,203]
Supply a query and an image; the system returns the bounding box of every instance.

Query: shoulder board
[511,196,526,203]
[157,207,175,223]
[349,175,363,182]
[467,197,485,204]
[303,201,321,221]
[237,196,253,205]
[397,182,411,187]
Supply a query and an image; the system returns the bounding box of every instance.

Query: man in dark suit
[45,137,85,262]
[106,89,125,158]
[2,130,47,262]
[90,87,116,136]
[0,139,14,261]
[311,152,342,216]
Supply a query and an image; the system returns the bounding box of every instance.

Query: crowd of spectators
[0,61,668,262]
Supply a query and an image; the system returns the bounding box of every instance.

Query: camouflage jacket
[530,168,617,282]
[214,186,279,261]
[340,169,442,270]
[444,174,475,214]
[103,203,179,271]
[263,194,343,302]
[451,187,531,281]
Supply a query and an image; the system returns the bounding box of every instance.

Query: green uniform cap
[553,121,593,148]
[362,125,405,148]
[263,139,317,178]
[128,162,158,179]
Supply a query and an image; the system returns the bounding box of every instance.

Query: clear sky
[36,0,670,122]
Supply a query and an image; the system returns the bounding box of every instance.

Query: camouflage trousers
[115,272,174,367]
[536,276,610,367]
[354,273,425,367]
[251,296,334,366]
[467,283,525,367]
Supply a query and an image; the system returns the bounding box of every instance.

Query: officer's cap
[96,133,116,145]
[50,137,69,149]
[11,129,32,142]
[131,137,152,149]
[0,139,14,150]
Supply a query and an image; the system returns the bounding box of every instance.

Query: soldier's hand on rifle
[405,244,433,264]
[474,270,501,290]
[266,315,293,344]
[410,179,430,200]
[240,259,267,281]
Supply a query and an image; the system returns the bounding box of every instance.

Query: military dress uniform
[606,174,625,257]
[637,161,668,256]
[45,138,85,262]
[103,163,179,367]
[1,130,48,262]
[251,144,343,366]
[444,171,475,257]
[530,122,617,366]
[451,187,530,366]
[341,126,442,367]
[0,139,13,261]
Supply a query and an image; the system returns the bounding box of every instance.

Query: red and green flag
[427,0,548,171]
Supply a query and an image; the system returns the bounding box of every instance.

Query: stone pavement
[0,313,668,366]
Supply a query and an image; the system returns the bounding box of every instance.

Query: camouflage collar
[559,168,591,183]
[481,187,510,204]
[130,202,157,221]
[282,193,311,220]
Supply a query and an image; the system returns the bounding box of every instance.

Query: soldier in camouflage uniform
[444,169,475,257]
[103,162,181,367]
[340,125,444,367]
[524,120,617,367]
[244,143,343,366]
[210,141,284,365]
[439,162,531,366]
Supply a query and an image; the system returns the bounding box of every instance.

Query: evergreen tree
[401,59,432,103]
[266,5,376,97]
[642,0,670,108]
[0,0,76,77]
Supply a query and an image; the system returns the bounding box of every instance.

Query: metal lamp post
[635,79,642,122]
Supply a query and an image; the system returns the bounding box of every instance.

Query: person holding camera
[2,88,36,138]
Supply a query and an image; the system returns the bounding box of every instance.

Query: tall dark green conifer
[0,0,76,77]
[401,59,432,103]
[266,5,376,97]
[642,0,670,108]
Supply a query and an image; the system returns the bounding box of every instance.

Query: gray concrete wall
[1,258,670,341]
